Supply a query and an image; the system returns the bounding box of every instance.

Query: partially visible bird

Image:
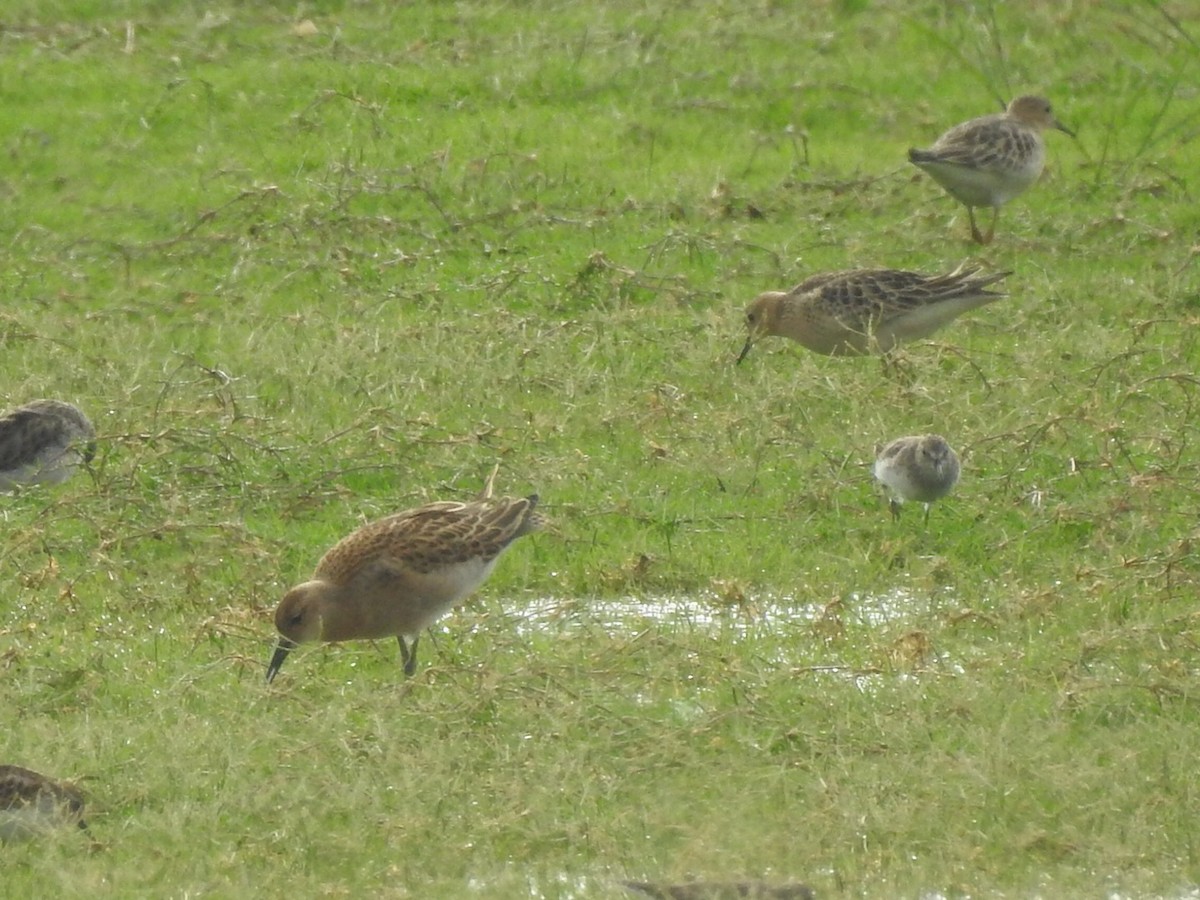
[0,399,96,492]
[874,434,961,524]
[622,881,816,900]
[0,764,89,843]
[267,492,544,683]
[738,264,1009,361]
[909,94,1074,244]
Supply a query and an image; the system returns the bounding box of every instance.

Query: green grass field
[2,1,1199,897]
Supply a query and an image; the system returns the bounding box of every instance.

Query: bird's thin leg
[398,635,419,676]
[968,207,986,244]
[983,208,998,244]
[889,498,903,521]
[922,503,932,526]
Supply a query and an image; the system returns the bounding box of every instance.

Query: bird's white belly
[406,556,502,627]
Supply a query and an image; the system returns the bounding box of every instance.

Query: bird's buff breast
[331,555,502,641]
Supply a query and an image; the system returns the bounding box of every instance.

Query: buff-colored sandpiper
[737,263,1009,361]
[874,434,961,524]
[0,399,96,491]
[266,492,543,682]
[909,95,1074,244]
[0,765,89,843]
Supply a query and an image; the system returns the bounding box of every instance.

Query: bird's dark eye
[288,612,304,627]
[747,311,757,325]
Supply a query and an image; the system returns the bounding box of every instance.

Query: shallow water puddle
[511,586,948,633]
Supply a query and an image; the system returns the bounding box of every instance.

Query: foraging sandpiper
[0,399,96,491]
[0,765,88,843]
[738,264,1008,361]
[266,493,543,682]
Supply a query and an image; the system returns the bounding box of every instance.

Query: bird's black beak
[266,639,296,684]
[736,335,755,364]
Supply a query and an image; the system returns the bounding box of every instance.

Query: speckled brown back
[314,495,543,586]
[920,113,1041,169]
[797,266,1009,323]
